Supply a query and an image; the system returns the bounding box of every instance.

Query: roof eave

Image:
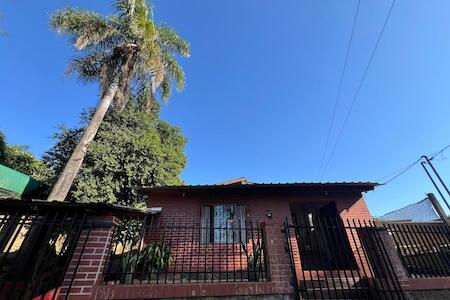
[137,182,379,194]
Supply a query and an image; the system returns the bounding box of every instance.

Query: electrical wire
[320,0,396,179]
[379,157,421,185]
[429,144,450,160]
[318,0,361,178]
[376,144,450,185]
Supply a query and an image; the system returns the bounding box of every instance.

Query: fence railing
[284,218,405,300]
[0,208,86,300]
[104,217,268,285]
[382,222,450,278]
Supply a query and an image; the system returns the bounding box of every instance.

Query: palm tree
[47,0,190,201]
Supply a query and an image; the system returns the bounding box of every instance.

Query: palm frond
[159,74,172,100]
[157,25,190,57]
[52,0,189,114]
[67,51,106,82]
[134,74,154,112]
[113,0,136,37]
[113,0,136,18]
[50,8,116,50]
[161,51,185,91]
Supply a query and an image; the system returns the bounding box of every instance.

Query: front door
[290,202,356,270]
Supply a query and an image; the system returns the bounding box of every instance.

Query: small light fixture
[147,207,162,214]
[266,210,272,219]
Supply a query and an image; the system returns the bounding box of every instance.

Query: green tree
[43,104,186,206]
[48,0,190,201]
[0,130,51,182]
[0,131,5,162]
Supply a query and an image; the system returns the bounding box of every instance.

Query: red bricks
[401,277,450,290]
[92,282,277,299]
[137,190,374,298]
[57,215,117,300]
[59,189,450,299]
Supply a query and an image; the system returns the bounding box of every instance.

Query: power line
[320,0,396,179]
[318,0,361,178]
[379,157,421,184]
[429,144,450,160]
[376,144,450,185]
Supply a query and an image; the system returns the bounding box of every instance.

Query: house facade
[1,179,449,300]
[93,179,450,299]
[144,178,374,226]
[111,179,379,299]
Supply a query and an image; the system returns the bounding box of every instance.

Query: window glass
[201,204,246,243]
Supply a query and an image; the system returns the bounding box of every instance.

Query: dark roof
[139,182,379,194]
[0,199,150,216]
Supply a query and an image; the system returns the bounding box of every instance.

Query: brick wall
[144,226,260,278]
[337,194,372,221]
[123,190,371,299]
[60,191,375,299]
[58,191,450,299]
[58,216,118,300]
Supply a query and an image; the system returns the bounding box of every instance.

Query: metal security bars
[382,222,450,278]
[0,206,86,300]
[104,216,268,284]
[284,218,405,300]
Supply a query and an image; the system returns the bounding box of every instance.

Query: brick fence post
[58,215,119,300]
[376,228,409,285]
[264,223,296,297]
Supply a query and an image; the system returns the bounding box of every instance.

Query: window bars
[0,209,86,300]
[103,216,268,285]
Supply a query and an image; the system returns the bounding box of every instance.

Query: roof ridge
[215,177,248,185]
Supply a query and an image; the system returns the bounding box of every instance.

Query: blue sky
[1,0,450,216]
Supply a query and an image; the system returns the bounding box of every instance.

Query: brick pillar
[376,228,409,284]
[264,223,296,296]
[58,215,118,300]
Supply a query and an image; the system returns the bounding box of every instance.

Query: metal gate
[382,222,450,278]
[0,201,86,300]
[283,218,405,300]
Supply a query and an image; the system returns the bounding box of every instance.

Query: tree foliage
[43,104,186,206]
[0,131,5,162]
[0,130,50,182]
[50,0,190,112]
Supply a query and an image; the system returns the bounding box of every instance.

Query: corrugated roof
[138,181,379,193]
[377,197,441,223]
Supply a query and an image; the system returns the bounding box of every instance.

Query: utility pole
[422,155,450,196]
[427,193,450,225]
[421,156,450,211]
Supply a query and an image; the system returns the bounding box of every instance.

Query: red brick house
[2,178,449,300]
[117,178,381,299]
[144,177,375,224]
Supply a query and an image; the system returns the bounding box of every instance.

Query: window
[200,204,246,243]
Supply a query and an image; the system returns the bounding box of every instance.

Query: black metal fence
[104,216,268,284]
[284,218,405,300]
[0,205,86,300]
[382,222,450,278]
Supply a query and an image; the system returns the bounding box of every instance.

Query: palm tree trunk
[47,80,119,201]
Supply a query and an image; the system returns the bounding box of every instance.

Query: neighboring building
[377,193,448,223]
[0,164,47,199]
